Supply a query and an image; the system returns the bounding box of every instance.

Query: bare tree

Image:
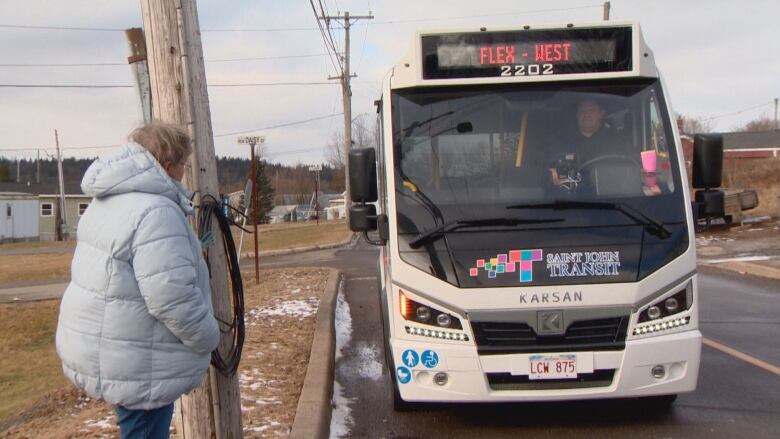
[676,114,714,135]
[325,130,345,170]
[325,114,377,193]
[736,116,779,132]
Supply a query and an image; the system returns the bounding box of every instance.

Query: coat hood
[81,143,194,214]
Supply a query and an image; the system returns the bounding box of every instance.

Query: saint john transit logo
[469,249,543,282]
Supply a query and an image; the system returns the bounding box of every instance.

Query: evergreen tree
[253,159,275,224]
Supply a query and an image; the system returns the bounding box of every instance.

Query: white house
[0,192,39,243]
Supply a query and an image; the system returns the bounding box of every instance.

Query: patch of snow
[743,215,772,224]
[244,420,284,433]
[353,342,384,381]
[247,298,319,319]
[334,280,352,361]
[700,255,775,264]
[291,288,302,294]
[84,416,114,430]
[696,236,735,245]
[329,381,354,439]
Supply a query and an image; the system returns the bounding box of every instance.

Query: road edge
[290,268,341,439]
[699,261,780,281]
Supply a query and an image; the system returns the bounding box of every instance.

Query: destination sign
[422,26,632,79]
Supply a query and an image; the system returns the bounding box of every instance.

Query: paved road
[252,239,780,438]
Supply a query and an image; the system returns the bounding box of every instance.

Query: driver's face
[577,100,605,136]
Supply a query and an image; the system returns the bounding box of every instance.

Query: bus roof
[390,21,658,89]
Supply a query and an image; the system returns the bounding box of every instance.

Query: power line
[0,53,330,67]
[0,113,344,153]
[0,81,338,88]
[309,0,344,75]
[702,101,774,122]
[214,113,343,137]
[0,6,603,34]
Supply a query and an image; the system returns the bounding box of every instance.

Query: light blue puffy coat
[56,143,220,410]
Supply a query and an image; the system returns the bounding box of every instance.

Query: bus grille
[487,369,616,390]
[471,317,628,354]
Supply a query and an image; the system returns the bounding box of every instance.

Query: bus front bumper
[391,329,701,403]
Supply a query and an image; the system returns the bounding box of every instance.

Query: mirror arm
[362,230,385,246]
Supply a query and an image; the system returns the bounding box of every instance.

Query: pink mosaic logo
[469,249,543,282]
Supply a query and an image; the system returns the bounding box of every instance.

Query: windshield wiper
[506,200,672,239]
[408,217,564,249]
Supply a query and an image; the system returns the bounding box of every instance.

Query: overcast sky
[0,0,778,164]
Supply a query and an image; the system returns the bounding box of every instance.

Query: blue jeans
[115,403,174,439]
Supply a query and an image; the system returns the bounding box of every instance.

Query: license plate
[528,354,577,380]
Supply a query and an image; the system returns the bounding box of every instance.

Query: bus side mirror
[692,134,723,189]
[350,203,377,231]
[349,148,378,203]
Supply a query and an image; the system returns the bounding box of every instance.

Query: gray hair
[129,122,192,167]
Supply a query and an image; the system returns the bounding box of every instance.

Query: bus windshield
[392,79,686,236]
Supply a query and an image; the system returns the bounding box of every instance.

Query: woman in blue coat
[56,122,220,438]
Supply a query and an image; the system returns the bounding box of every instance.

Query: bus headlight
[399,290,462,329]
[633,281,694,336]
[638,285,691,323]
[415,306,432,322]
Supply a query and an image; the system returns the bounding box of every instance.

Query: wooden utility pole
[140,1,242,438]
[320,11,373,221]
[603,1,611,20]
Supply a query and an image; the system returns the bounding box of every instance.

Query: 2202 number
[500,64,554,76]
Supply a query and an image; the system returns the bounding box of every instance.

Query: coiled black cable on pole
[197,194,245,377]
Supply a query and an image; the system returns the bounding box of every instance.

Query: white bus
[349,21,721,410]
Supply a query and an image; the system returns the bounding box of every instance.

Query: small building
[268,205,298,223]
[326,194,346,220]
[681,130,780,162]
[0,182,91,241]
[0,192,39,243]
[720,130,780,159]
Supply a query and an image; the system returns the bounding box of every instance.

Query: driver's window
[644,94,675,195]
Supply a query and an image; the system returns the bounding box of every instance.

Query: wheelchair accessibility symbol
[421,350,439,368]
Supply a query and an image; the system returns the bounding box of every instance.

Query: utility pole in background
[125,27,152,124]
[54,129,67,240]
[319,11,373,222]
[309,164,322,225]
[140,1,242,437]
[36,149,40,184]
[774,97,778,128]
[15,158,20,183]
[238,135,264,284]
[603,1,611,20]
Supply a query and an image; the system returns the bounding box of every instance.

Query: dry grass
[722,157,780,217]
[0,241,74,252]
[0,300,68,426]
[0,253,73,284]
[0,221,350,285]
[233,220,351,254]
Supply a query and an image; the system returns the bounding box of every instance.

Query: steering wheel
[578,154,641,172]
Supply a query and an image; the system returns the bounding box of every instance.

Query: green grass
[0,300,68,424]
